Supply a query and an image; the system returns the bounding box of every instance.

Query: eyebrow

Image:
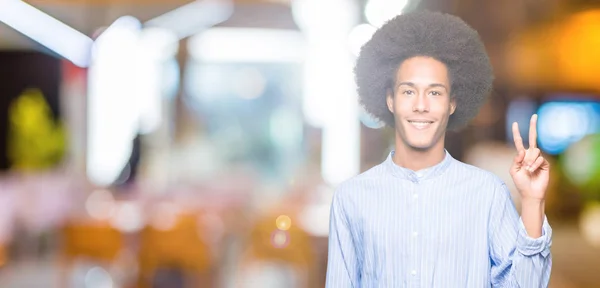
[396,82,448,91]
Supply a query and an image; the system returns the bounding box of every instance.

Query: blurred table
[0,223,598,287]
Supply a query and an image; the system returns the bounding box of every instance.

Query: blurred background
[0,0,599,287]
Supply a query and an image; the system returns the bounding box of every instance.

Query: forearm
[520,198,545,238]
[490,184,552,287]
[496,251,552,288]
[492,218,553,288]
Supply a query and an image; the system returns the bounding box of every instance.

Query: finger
[540,157,551,170]
[529,114,538,149]
[524,148,541,168]
[511,149,526,175]
[512,122,525,152]
[528,156,546,173]
[513,149,525,165]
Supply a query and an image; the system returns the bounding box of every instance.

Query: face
[386,56,456,151]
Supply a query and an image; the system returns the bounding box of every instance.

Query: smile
[408,120,434,130]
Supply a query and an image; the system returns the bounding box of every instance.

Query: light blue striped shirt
[326,150,552,287]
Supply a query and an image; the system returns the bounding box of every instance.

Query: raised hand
[510,114,550,201]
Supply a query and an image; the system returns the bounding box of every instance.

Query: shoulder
[450,159,506,186]
[448,160,513,212]
[448,159,508,200]
[331,162,388,205]
[335,162,387,193]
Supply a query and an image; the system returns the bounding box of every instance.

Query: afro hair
[355,10,494,131]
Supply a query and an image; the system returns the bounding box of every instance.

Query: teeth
[408,120,433,129]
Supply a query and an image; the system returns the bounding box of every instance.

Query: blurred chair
[60,220,125,287]
[137,212,213,288]
[236,212,317,288]
[0,244,7,268]
[62,221,123,262]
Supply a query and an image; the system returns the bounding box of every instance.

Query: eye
[429,91,442,96]
[402,90,415,95]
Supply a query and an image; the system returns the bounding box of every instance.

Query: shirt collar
[385,149,454,182]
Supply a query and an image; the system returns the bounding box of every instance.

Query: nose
[413,93,429,112]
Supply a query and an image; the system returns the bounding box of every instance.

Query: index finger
[512,122,525,152]
[529,114,538,149]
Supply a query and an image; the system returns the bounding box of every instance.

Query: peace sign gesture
[510,114,550,201]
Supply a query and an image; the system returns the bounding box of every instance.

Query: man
[325,11,552,287]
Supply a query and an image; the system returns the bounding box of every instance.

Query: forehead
[395,56,449,85]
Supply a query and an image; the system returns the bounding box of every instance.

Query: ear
[386,90,394,113]
[450,97,457,115]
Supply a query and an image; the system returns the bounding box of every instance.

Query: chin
[403,135,436,150]
[407,142,435,151]
[397,122,444,152]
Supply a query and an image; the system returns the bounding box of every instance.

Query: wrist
[520,197,545,238]
[521,197,545,206]
[521,197,545,216]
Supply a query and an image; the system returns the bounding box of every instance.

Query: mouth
[407,120,434,130]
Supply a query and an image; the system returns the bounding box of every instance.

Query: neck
[392,136,446,171]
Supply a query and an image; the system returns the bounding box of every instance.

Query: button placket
[409,181,421,285]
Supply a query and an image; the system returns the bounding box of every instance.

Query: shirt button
[411,270,417,276]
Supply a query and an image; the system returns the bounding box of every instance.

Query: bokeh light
[232,67,267,100]
[580,202,600,248]
[150,202,180,231]
[271,230,290,249]
[275,215,292,231]
[561,134,600,192]
[364,0,409,28]
[359,107,385,129]
[85,189,116,220]
[537,101,600,155]
[84,266,114,288]
[347,23,377,57]
[109,201,144,233]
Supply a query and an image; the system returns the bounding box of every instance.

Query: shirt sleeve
[325,188,361,288]
[488,182,553,288]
